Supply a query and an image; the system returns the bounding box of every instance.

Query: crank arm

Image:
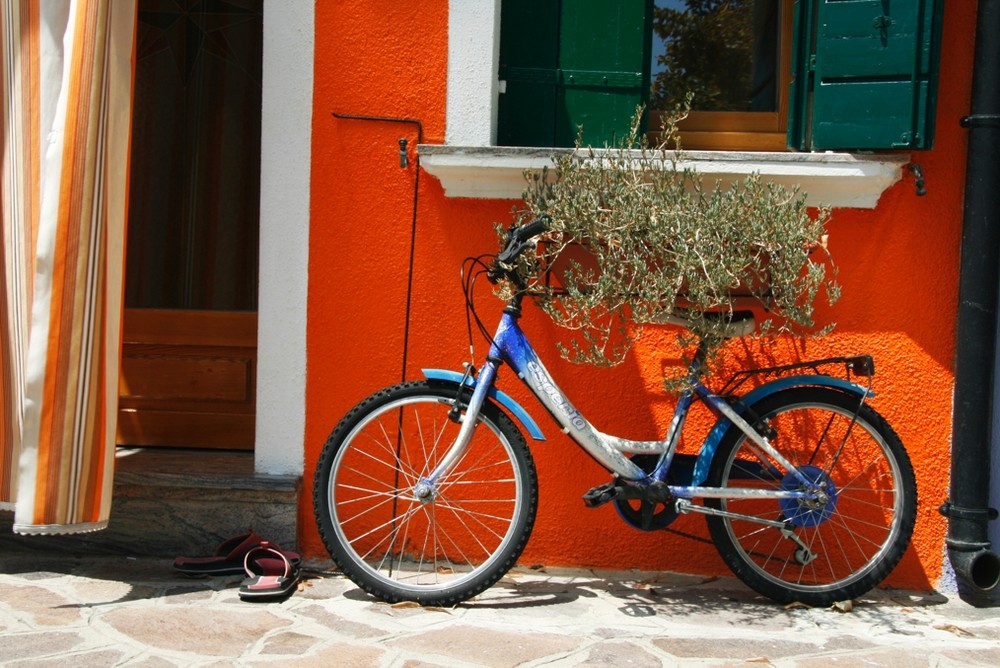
[674,499,817,564]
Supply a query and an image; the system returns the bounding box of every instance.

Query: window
[649,0,792,150]
[496,0,941,152]
[497,0,790,150]
[425,0,916,205]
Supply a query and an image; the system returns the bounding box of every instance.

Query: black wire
[460,255,501,360]
[460,257,479,358]
[468,269,494,342]
[331,112,423,546]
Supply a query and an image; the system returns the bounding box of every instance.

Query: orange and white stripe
[1,0,134,534]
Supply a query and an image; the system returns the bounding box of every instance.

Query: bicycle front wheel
[705,387,916,606]
[313,381,538,606]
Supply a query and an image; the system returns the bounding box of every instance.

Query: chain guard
[613,455,681,531]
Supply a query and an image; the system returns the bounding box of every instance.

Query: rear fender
[691,375,872,486]
[422,368,546,441]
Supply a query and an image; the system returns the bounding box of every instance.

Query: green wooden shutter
[788,0,943,151]
[498,0,652,148]
[555,0,652,147]
[497,0,560,147]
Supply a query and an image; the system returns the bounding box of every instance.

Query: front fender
[422,368,546,441]
[691,375,872,486]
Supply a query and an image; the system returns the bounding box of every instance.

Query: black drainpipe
[943,0,1000,597]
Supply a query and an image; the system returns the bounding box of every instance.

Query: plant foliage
[502,109,839,377]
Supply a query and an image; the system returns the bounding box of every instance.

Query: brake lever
[489,220,547,284]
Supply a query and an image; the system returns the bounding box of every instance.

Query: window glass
[650,0,780,113]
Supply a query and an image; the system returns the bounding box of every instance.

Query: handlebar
[511,218,551,245]
[488,218,550,285]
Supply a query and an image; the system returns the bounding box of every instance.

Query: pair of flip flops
[173,530,301,601]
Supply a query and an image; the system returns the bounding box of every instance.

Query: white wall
[255,5,314,475]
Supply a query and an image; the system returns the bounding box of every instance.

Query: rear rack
[717,355,875,397]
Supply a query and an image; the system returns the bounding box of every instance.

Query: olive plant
[501,109,839,382]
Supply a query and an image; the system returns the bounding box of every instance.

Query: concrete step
[0,448,300,559]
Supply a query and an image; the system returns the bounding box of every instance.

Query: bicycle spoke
[706,388,915,604]
[315,385,537,605]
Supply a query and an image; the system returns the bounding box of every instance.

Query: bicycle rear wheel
[313,381,538,606]
[705,387,916,606]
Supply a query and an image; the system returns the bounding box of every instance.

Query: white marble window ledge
[418,145,910,209]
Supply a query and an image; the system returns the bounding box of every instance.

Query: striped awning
[1,1,135,534]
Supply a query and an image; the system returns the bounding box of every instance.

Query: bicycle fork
[413,359,501,502]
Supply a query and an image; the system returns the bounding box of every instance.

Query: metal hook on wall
[399,138,409,168]
[908,163,927,196]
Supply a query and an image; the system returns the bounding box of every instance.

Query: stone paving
[1,548,999,667]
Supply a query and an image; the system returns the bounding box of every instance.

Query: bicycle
[313,219,917,607]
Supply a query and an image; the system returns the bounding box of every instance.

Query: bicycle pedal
[582,482,619,508]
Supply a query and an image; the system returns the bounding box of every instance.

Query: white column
[446,0,501,146]
[255,4,314,475]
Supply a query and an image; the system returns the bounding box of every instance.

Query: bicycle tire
[313,381,538,606]
[705,387,917,606]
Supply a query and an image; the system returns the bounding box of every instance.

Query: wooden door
[119,1,263,450]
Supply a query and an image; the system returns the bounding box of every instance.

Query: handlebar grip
[497,218,550,262]
[515,218,550,243]
[490,218,551,284]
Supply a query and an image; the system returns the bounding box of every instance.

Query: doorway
[118,0,263,450]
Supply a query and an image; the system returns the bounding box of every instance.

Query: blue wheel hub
[779,465,838,527]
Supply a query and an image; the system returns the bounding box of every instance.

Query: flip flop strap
[243,540,291,578]
[220,530,262,559]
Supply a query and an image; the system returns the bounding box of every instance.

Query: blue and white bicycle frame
[312,219,915,608]
[419,309,872,522]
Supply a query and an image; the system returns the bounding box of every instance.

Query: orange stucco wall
[304,1,977,590]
